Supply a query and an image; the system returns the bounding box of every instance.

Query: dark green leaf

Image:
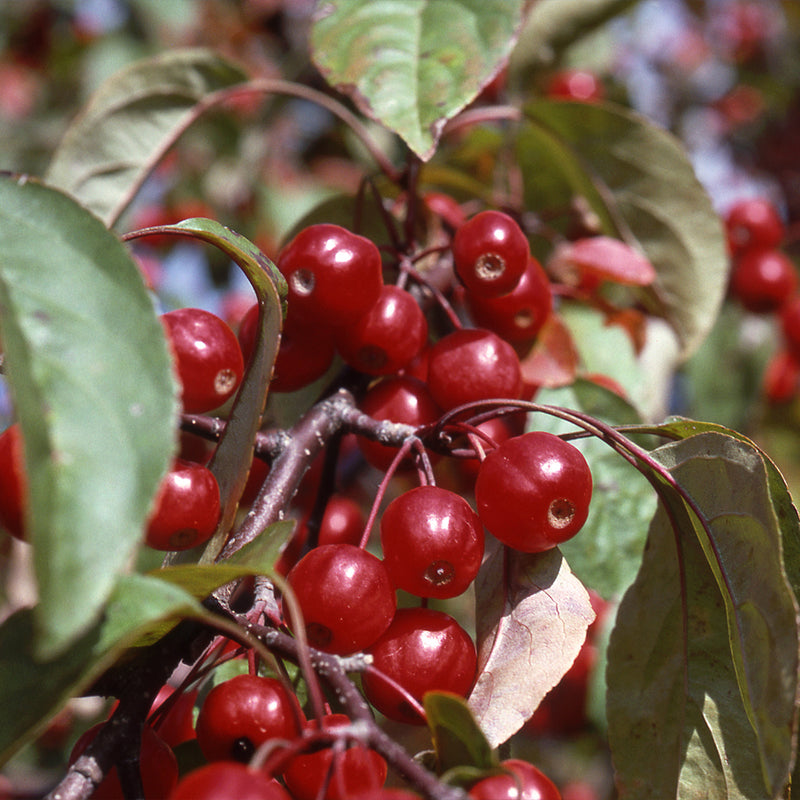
[0,175,177,658]
[45,49,247,226]
[468,541,595,747]
[147,219,287,565]
[519,101,728,357]
[424,692,496,773]
[624,416,800,661]
[0,574,204,765]
[311,0,527,160]
[607,432,799,799]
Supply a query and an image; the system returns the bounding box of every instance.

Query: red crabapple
[278,224,383,326]
[427,328,522,411]
[362,607,477,724]
[161,307,244,412]
[380,486,484,598]
[452,210,529,297]
[475,431,592,552]
[284,543,396,654]
[195,674,304,762]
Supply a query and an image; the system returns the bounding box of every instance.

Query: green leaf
[510,0,640,75]
[532,381,656,600]
[0,574,204,765]
[145,219,287,565]
[311,0,527,160]
[607,432,799,799]
[154,520,294,597]
[468,542,595,747]
[625,417,800,655]
[424,692,496,774]
[0,175,178,658]
[519,101,728,358]
[45,49,247,226]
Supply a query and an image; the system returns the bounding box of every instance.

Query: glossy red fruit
[468,759,562,800]
[546,69,604,102]
[162,307,244,412]
[238,303,335,392]
[357,376,442,471]
[362,608,477,724]
[466,257,552,342]
[282,714,388,800]
[278,224,383,326]
[427,328,522,411]
[0,424,26,541]
[336,285,428,375]
[730,248,797,313]
[725,197,785,254]
[145,459,221,551]
[69,723,178,800]
[284,543,396,654]
[475,431,592,552]
[452,210,529,297]
[195,674,304,762]
[380,486,484,599]
[169,762,291,800]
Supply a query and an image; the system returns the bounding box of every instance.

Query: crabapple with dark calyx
[335,284,428,375]
[725,196,785,254]
[194,673,304,762]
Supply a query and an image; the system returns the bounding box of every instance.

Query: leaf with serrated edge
[311,0,526,160]
[607,432,799,799]
[0,175,177,658]
[519,101,727,358]
[468,541,594,747]
[45,49,246,226]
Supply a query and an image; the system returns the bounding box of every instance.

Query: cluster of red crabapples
[0,209,597,799]
[724,196,800,404]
